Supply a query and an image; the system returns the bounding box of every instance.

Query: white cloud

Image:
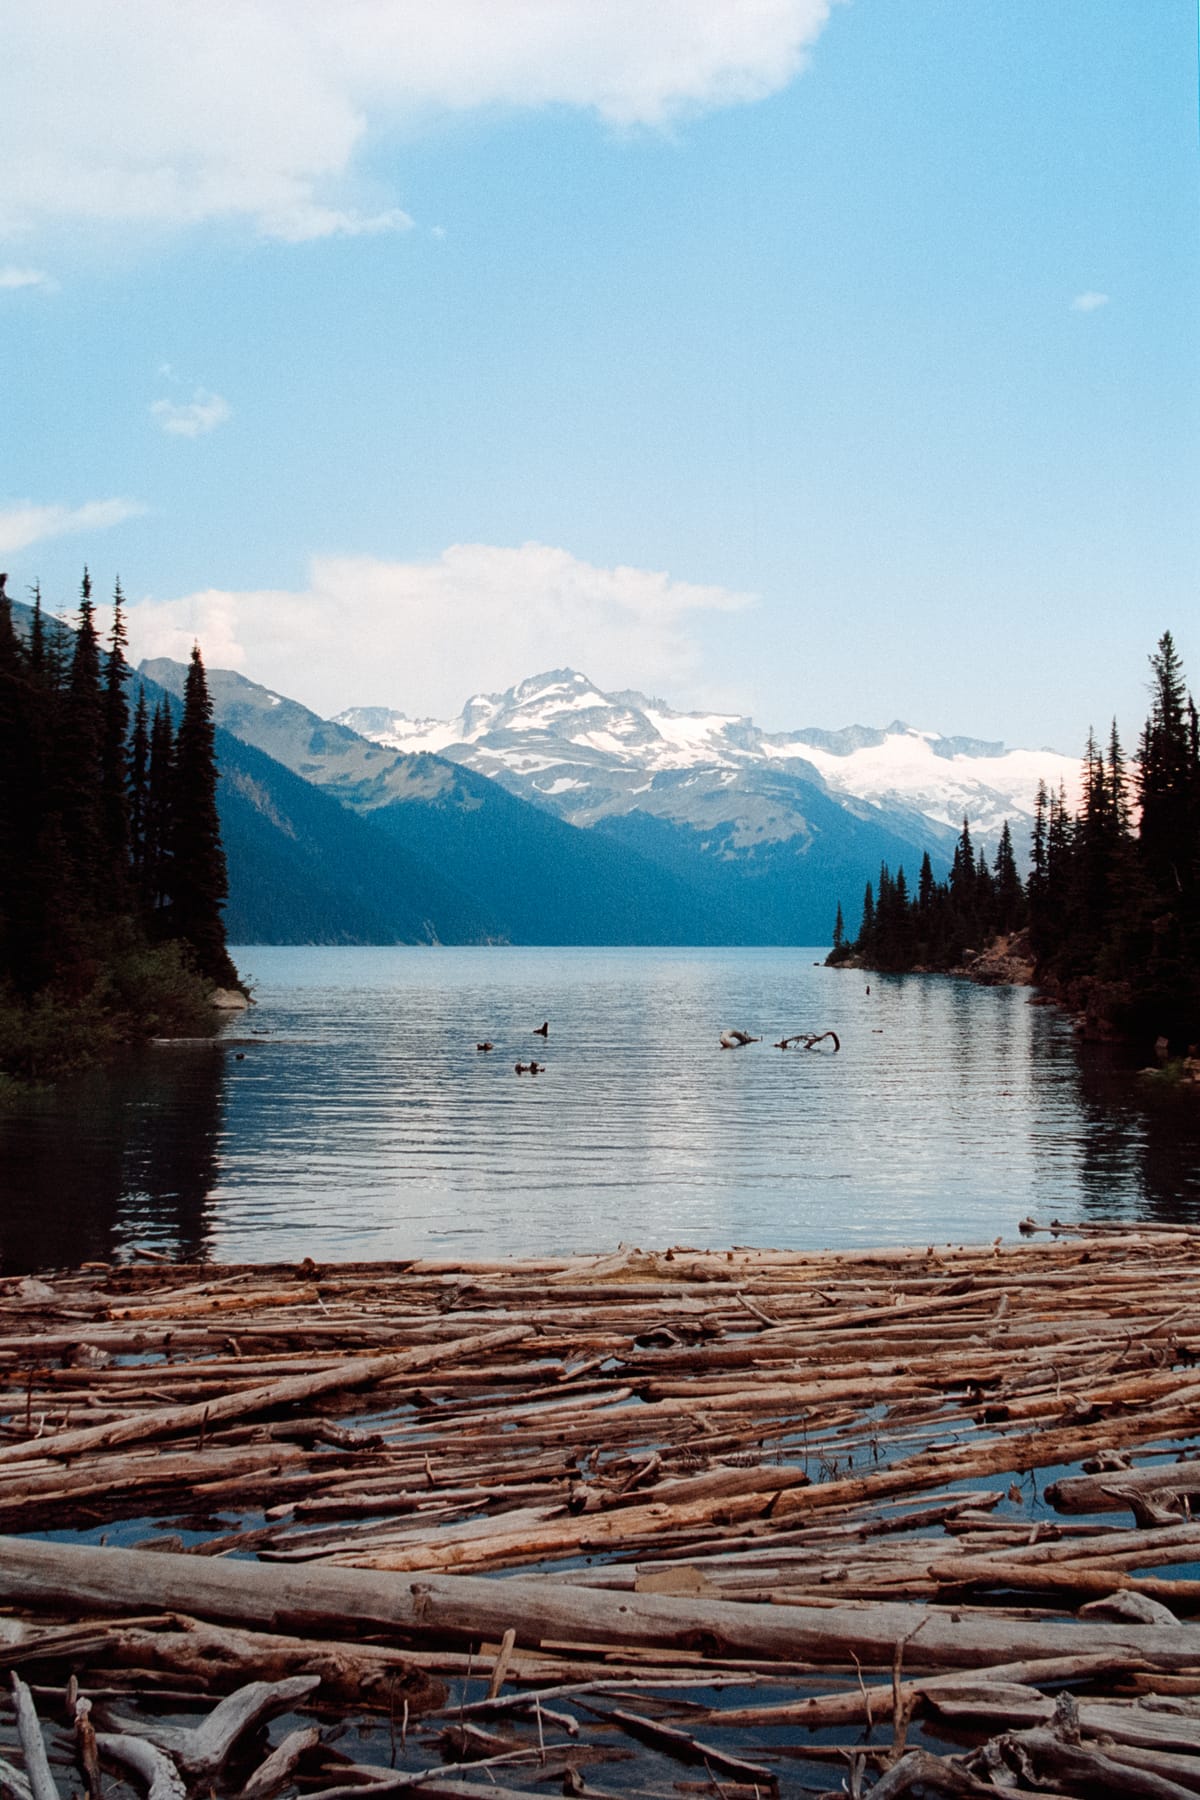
[151,389,232,438]
[260,204,413,244]
[125,541,755,717]
[0,266,57,291]
[0,3,833,241]
[1071,291,1110,313]
[0,497,146,556]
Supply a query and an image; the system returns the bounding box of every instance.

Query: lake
[2,945,1199,1273]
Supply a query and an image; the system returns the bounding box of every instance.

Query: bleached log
[8,1674,59,1800]
[6,1535,1200,1672]
[993,1724,1200,1799]
[0,1760,32,1800]
[927,1681,1200,1754]
[103,1674,319,1779]
[93,1736,186,1800]
[1048,1461,1200,1514]
[1081,1590,1181,1626]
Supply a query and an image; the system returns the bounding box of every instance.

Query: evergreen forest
[0,570,239,1080]
[829,633,1200,1051]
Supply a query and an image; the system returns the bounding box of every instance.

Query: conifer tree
[993,820,1024,934]
[128,683,150,887]
[170,645,235,984]
[57,568,105,904]
[859,880,875,953]
[100,578,132,882]
[27,580,45,681]
[0,574,23,978]
[143,697,175,929]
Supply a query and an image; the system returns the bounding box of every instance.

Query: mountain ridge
[336,667,1082,857]
[145,656,963,944]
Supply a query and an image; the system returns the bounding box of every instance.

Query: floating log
[5,1536,1200,1674]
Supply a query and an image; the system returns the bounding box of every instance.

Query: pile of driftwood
[4,1230,1200,1797]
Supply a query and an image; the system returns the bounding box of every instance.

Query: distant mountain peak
[335,670,1082,857]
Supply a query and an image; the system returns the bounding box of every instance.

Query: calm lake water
[3,945,1199,1273]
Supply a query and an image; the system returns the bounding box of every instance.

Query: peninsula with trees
[829,633,1200,1055]
[0,570,240,1082]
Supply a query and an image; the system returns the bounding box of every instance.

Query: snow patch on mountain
[336,669,1082,854]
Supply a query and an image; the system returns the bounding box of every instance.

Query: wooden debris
[4,1237,1200,1799]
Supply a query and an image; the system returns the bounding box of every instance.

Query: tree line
[0,569,237,1078]
[829,633,1200,1051]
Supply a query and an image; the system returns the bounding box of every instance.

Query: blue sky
[2,0,1197,751]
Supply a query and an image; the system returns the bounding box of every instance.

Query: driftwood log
[5,1238,1200,1799]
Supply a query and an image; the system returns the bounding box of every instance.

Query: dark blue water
[2,946,1198,1271]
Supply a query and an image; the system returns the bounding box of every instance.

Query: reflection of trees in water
[0,1048,224,1273]
[1071,1042,1200,1226]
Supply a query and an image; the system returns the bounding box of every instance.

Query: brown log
[240,1726,321,1800]
[929,1554,1200,1607]
[0,1326,532,1465]
[109,1286,321,1320]
[711,1651,1144,1728]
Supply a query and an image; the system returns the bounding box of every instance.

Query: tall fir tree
[993,820,1024,934]
[128,683,150,889]
[100,577,132,884]
[170,645,235,984]
[54,568,106,936]
[143,696,176,929]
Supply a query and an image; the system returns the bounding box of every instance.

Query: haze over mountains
[142,657,1080,948]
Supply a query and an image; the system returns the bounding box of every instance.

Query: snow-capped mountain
[336,669,1081,857]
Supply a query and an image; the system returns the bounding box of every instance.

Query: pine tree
[170,645,235,984]
[0,573,24,980]
[27,581,45,681]
[100,577,132,883]
[128,683,150,888]
[1139,631,1192,900]
[859,881,876,957]
[143,697,176,930]
[993,820,1024,935]
[55,568,106,924]
[832,901,845,952]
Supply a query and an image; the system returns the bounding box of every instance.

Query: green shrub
[0,941,219,1083]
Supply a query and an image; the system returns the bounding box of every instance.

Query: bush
[0,941,219,1084]
[101,941,217,1038]
[0,984,117,1083]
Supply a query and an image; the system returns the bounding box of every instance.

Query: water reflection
[1069,1040,1200,1225]
[0,1045,224,1271]
[1,947,1198,1272]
